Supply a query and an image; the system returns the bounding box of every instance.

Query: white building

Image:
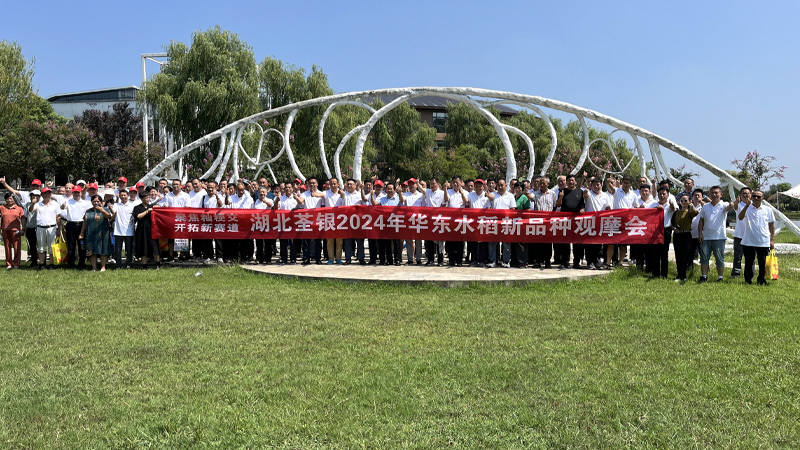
[47,86,139,120]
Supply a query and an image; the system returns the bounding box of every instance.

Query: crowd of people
[0,173,775,284]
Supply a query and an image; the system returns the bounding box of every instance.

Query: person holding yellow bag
[737,190,775,285]
[29,187,62,270]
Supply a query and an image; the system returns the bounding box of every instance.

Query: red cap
[135,181,145,187]
[402,181,409,186]
[71,186,82,192]
[408,178,418,184]
[87,183,99,189]
[40,187,52,193]
[374,180,384,187]
[128,187,138,192]
[475,179,485,184]
[118,176,127,183]
[31,179,42,186]
[294,178,302,184]
[300,185,306,190]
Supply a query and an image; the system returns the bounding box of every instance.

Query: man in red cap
[60,185,92,269]
[29,187,62,270]
[114,177,128,199]
[0,176,42,202]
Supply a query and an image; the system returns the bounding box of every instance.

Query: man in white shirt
[202,181,228,263]
[340,178,366,265]
[323,177,343,264]
[487,179,515,268]
[698,185,735,282]
[297,176,325,265]
[111,189,136,269]
[583,178,612,269]
[608,175,639,267]
[730,187,751,278]
[60,185,92,269]
[252,186,275,265]
[29,187,62,270]
[444,176,468,266]
[363,180,386,264]
[229,180,254,262]
[401,178,425,265]
[467,179,491,267]
[737,190,775,285]
[422,178,445,266]
[164,179,191,262]
[272,182,300,264]
[646,187,677,279]
[187,178,208,260]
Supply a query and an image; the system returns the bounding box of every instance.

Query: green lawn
[2,260,799,448]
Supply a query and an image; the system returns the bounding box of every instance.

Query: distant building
[47,86,140,120]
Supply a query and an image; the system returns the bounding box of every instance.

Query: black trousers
[445,241,464,265]
[673,232,692,280]
[553,243,570,265]
[26,227,39,266]
[532,243,552,265]
[256,239,274,262]
[279,239,297,263]
[583,243,601,266]
[646,229,672,278]
[743,245,769,284]
[113,235,134,268]
[425,240,443,264]
[64,221,86,268]
[379,239,402,264]
[302,239,322,262]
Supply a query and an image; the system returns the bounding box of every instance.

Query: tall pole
[140,53,169,173]
[141,55,149,169]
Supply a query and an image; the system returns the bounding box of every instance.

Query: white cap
[76,179,87,185]
[31,189,41,196]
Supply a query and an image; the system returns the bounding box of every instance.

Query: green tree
[730,150,787,191]
[74,102,144,181]
[371,101,437,180]
[253,57,342,181]
[0,120,100,184]
[0,40,39,132]
[140,26,260,167]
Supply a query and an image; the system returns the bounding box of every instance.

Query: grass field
[2,255,799,448]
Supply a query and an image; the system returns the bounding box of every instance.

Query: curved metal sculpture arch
[140,86,800,237]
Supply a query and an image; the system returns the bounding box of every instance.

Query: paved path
[241,262,609,286]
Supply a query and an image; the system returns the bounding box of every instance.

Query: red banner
[151,206,664,244]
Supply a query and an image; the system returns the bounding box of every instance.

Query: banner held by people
[152,206,664,244]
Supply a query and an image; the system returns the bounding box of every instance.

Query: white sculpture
[139,87,800,237]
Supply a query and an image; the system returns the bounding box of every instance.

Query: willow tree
[0,40,39,132]
[140,26,260,168]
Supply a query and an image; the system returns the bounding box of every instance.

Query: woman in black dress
[133,192,161,270]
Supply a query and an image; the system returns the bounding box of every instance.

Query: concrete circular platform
[241,262,611,286]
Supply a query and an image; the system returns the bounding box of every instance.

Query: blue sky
[4,0,798,188]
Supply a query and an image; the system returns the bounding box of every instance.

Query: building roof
[47,86,140,103]
[365,94,518,115]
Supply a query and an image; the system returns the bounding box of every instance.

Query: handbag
[51,236,68,265]
[766,249,779,280]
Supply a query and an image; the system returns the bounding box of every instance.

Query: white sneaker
[203,258,213,265]
[216,258,224,264]
[486,262,496,268]
[501,262,510,268]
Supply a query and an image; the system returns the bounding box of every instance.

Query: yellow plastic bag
[766,249,779,280]
[51,236,68,265]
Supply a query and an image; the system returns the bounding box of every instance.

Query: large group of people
[0,173,775,284]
